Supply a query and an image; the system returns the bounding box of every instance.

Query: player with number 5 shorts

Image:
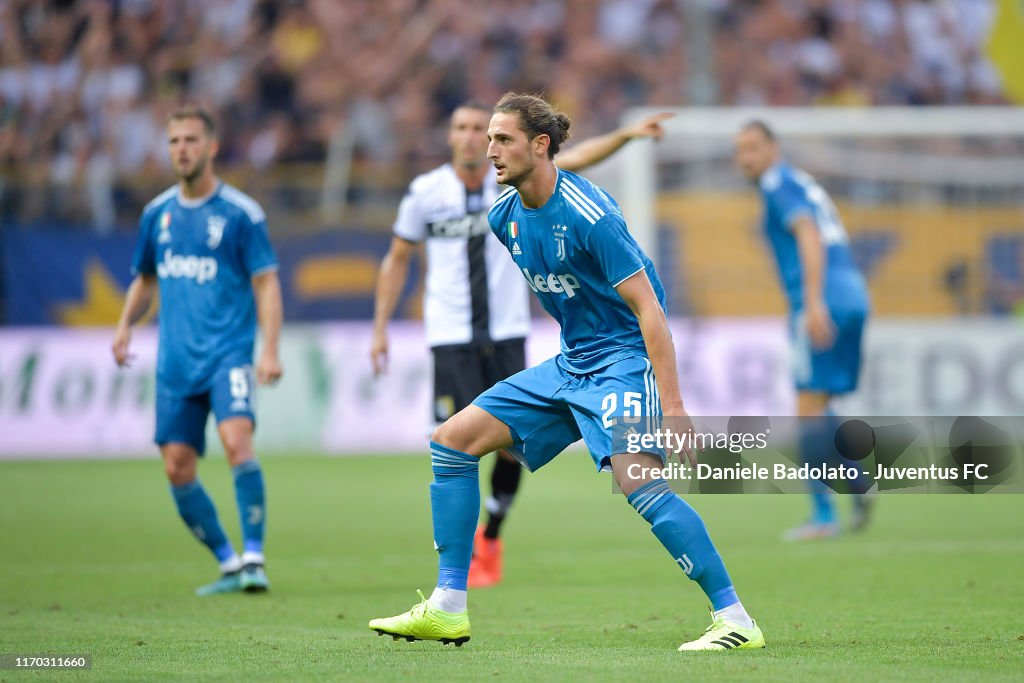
[113,106,283,597]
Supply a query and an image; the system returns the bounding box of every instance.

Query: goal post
[617,106,1024,317]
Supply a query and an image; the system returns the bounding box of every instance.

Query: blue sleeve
[487,196,510,244]
[766,179,814,230]
[584,213,645,286]
[130,211,156,276]
[488,215,507,243]
[242,214,279,276]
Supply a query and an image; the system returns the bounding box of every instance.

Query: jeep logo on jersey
[427,213,490,238]
[207,215,226,249]
[521,268,581,298]
[156,249,218,284]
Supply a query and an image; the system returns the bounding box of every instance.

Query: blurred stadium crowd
[0,0,1008,232]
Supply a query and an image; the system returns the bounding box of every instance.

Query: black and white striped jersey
[393,163,530,348]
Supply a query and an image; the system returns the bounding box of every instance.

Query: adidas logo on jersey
[512,242,522,256]
[156,249,218,284]
[521,267,581,298]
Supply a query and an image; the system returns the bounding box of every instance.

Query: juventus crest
[552,224,568,261]
[207,215,226,249]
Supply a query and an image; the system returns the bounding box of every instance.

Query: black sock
[483,455,522,540]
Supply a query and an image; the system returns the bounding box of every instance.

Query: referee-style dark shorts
[431,337,526,424]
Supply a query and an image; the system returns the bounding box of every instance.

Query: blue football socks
[802,411,838,525]
[171,480,235,564]
[429,441,480,592]
[232,459,265,557]
[628,479,738,610]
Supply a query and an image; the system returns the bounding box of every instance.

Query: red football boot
[467,525,503,588]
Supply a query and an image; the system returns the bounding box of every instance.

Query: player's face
[487,112,539,187]
[167,118,217,183]
[448,107,490,169]
[734,128,775,182]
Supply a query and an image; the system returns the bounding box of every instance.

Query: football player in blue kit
[734,121,872,540]
[369,93,765,652]
[113,106,283,595]
[370,102,674,589]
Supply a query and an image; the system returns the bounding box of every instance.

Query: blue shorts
[790,309,866,395]
[155,362,257,455]
[473,355,664,472]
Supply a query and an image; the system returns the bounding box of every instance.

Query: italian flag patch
[508,221,518,238]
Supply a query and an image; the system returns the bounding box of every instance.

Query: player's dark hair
[742,119,776,142]
[168,105,218,138]
[493,92,571,158]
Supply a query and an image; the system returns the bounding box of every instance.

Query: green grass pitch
[1,453,1022,682]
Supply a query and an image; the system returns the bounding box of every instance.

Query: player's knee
[162,451,196,485]
[432,406,509,456]
[431,418,476,454]
[431,421,456,449]
[797,391,831,416]
[219,420,254,464]
[222,435,253,465]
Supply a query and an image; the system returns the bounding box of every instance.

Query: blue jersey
[131,182,278,394]
[760,163,869,315]
[487,169,666,374]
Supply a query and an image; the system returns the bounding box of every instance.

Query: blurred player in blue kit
[370,93,765,651]
[734,121,872,540]
[113,106,283,595]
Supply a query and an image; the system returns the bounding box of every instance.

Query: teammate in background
[112,106,283,595]
[369,93,764,651]
[734,121,872,540]
[371,103,673,587]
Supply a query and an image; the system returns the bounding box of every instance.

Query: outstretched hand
[625,112,675,142]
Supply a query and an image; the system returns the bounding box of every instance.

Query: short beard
[501,163,534,189]
[179,155,208,184]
